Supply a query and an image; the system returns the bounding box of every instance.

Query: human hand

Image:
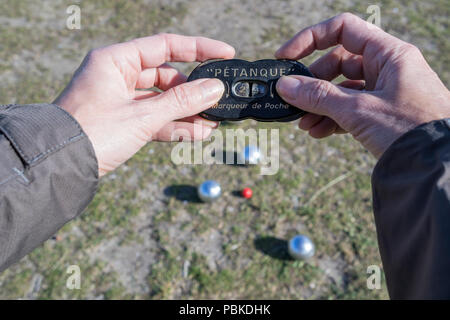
[54,34,235,176]
[276,13,450,158]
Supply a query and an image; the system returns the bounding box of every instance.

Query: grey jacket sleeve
[0,103,98,272]
[372,119,450,299]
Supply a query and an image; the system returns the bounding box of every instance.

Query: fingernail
[277,76,302,100]
[274,48,283,58]
[199,119,219,128]
[202,126,213,139]
[201,78,225,103]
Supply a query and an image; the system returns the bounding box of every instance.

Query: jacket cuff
[371,118,450,299]
[0,104,93,166]
[373,118,450,183]
[0,103,99,271]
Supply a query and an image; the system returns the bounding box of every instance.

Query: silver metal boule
[288,235,315,260]
[197,180,221,202]
[239,145,261,165]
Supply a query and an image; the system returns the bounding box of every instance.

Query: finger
[178,115,219,128]
[335,126,347,134]
[300,114,346,135]
[115,34,235,70]
[312,117,347,135]
[310,46,364,81]
[134,90,159,100]
[275,13,402,62]
[276,75,360,120]
[337,79,366,90]
[299,113,323,131]
[309,117,338,139]
[136,63,187,90]
[139,78,224,123]
[154,121,214,141]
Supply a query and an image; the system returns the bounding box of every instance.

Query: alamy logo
[66,265,81,290]
[66,5,81,30]
[171,127,280,175]
[366,5,381,28]
[367,265,381,290]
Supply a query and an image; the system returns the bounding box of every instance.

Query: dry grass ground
[0,0,448,299]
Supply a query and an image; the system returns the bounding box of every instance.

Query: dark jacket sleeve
[0,103,98,272]
[372,118,450,299]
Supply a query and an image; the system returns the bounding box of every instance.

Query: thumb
[146,78,224,122]
[276,75,358,121]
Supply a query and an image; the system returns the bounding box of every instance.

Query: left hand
[55,34,235,176]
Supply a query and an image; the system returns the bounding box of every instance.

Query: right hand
[276,13,450,158]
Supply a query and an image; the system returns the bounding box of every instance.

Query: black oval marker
[187,59,314,122]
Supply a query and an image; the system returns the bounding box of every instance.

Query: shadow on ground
[212,150,246,167]
[164,185,202,203]
[254,236,292,261]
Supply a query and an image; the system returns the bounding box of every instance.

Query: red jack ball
[242,188,253,199]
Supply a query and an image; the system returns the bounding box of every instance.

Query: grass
[0,0,448,300]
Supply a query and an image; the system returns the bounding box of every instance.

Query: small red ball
[242,188,253,199]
